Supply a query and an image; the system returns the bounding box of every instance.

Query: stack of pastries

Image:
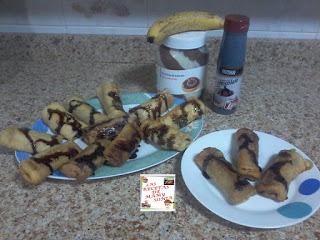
[194,128,313,204]
[0,83,205,185]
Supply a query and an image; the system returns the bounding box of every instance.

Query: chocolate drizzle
[129,144,140,159]
[152,93,169,111]
[157,124,169,146]
[68,100,82,113]
[83,117,127,143]
[69,99,100,126]
[201,154,228,179]
[19,128,36,153]
[130,105,153,121]
[234,178,250,191]
[113,128,141,156]
[74,143,105,171]
[48,109,65,134]
[96,127,117,140]
[129,94,169,123]
[201,155,213,179]
[34,137,60,148]
[19,128,61,154]
[47,109,82,137]
[114,136,140,153]
[238,133,258,165]
[268,160,292,191]
[189,100,203,115]
[173,106,188,129]
[201,153,250,191]
[172,100,203,128]
[86,117,126,132]
[278,151,292,158]
[95,121,126,140]
[33,147,79,173]
[89,108,96,125]
[108,91,124,111]
[142,123,169,147]
[167,135,175,150]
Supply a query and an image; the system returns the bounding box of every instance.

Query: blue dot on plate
[299,178,320,195]
[277,202,312,219]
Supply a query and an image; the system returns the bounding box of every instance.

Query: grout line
[0,24,319,39]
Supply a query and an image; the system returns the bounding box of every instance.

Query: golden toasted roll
[195,147,256,205]
[41,102,87,140]
[0,127,62,154]
[256,149,313,202]
[19,142,81,185]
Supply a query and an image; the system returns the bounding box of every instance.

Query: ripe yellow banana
[147,11,224,44]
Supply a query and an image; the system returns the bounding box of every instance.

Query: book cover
[140,174,176,212]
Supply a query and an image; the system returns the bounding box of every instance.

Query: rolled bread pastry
[66,96,110,125]
[235,128,261,181]
[59,139,110,181]
[128,92,174,125]
[256,149,313,202]
[141,120,191,151]
[41,102,87,140]
[194,147,256,205]
[96,82,127,119]
[82,116,128,144]
[19,142,81,185]
[159,98,205,129]
[0,127,63,154]
[103,122,142,166]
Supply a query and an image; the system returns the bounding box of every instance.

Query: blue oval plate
[15,92,203,180]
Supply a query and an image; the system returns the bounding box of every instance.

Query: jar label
[213,73,242,111]
[156,65,206,95]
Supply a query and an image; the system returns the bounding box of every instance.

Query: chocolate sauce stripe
[68,100,83,113]
[201,153,250,191]
[172,100,202,128]
[129,93,169,122]
[238,133,258,166]
[33,148,79,173]
[142,123,170,147]
[108,91,125,112]
[47,109,82,137]
[74,143,105,171]
[19,128,62,154]
[89,108,96,125]
[19,128,37,153]
[268,160,293,191]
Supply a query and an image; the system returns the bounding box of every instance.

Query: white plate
[181,129,320,228]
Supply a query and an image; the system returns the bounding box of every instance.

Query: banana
[147,11,224,44]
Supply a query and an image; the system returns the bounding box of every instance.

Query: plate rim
[181,128,320,229]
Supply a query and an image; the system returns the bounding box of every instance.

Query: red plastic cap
[224,14,250,33]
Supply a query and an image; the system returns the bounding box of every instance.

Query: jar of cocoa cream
[156,31,208,99]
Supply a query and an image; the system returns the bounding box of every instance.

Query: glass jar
[156,31,209,99]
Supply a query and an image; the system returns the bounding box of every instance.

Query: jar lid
[162,31,207,50]
[224,14,250,33]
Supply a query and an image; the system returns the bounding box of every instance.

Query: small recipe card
[140,174,176,212]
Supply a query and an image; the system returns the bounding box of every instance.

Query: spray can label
[213,67,242,112]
